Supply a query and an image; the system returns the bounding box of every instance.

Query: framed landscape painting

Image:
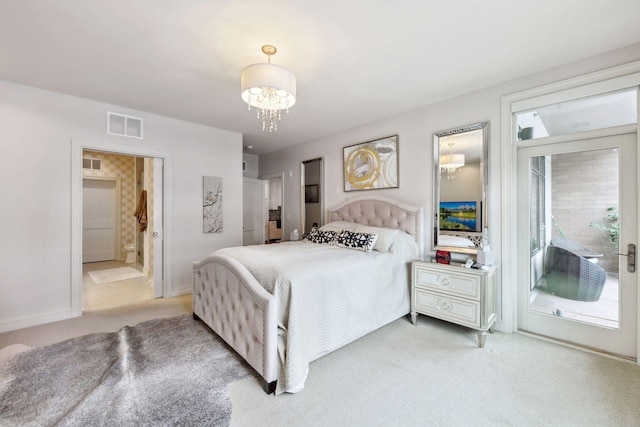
[439,201,478,231]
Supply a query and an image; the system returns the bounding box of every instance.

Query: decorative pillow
[354,225,399,253]
[319,221,358,233]
[336,230,378,253]
[304,227,338,245]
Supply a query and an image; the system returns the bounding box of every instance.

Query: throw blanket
[217,233,417,393]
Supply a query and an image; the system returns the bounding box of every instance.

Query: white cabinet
[411,261,497,347]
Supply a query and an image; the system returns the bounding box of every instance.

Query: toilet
[123,243,135,264]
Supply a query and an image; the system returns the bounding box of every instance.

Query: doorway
[517,132,637,358]
[301,158,324,235]
[262,172,284,243]
[243,177,265,245]
[79,149,163,312]
[501,67,640,362]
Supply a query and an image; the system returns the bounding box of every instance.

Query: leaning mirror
[433,122,488,254]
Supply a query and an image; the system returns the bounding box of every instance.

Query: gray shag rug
[0,314,255,426]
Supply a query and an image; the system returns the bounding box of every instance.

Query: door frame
[261,171,285,238]
[500,60,640,362]
[82,176,122,262]
[300,157,324,235]
[516,131,637,357]
[71,139,172,317]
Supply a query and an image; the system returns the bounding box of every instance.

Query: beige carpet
[230,316,640,427]
[2,300,639,426]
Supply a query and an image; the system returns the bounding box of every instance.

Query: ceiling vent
[107,111,143,139]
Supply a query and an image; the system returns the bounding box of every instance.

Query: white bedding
[216,231,418,393]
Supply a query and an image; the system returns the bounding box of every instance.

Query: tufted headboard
[327,195,424,258]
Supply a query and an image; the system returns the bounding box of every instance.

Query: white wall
[243,153,259,179]
[259,43,640,330]
[0,80,243,332]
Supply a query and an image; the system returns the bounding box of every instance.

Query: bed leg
[261,379,277,394]
[192,312,200,321]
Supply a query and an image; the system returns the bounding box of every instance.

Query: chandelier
[439,142,465,179]
[241,45,296,132]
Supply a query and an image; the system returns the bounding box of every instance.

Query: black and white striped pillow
[336,230,378,252]
[304,227,338,245]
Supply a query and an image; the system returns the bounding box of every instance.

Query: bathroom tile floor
[82,260,153,312]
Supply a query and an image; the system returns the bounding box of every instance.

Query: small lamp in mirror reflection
[439,142,465,179]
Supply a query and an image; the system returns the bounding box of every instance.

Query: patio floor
[530,273,619,329]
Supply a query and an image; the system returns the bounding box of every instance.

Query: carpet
[88,267,144,284]
[0,315,255,426]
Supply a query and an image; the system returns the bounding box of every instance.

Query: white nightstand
[411,260,497,347]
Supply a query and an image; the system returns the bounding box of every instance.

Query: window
[530,156,546,255]
[82,157,102,171]
[515,89,637,141]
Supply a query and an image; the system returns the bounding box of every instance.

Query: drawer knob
[437,275,451,287]
[437,299,452,311]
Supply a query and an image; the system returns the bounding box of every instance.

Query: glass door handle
[618,243,636,273]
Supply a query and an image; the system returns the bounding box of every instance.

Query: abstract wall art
[343,135,398,191]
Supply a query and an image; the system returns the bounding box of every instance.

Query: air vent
[82,157,102,171]
[107,111,143,139]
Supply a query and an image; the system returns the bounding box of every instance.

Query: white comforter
[217,232,418,393]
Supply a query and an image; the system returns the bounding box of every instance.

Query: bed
[192,196,423,394]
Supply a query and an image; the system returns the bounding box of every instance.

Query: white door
[243,177,264,245]
[517,132,637,358]
[82,179,117,263]
[152,158,164,297]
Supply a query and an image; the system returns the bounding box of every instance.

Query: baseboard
[0,309,79,334]
[167,287,191,298]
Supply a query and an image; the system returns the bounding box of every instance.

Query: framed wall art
[305,184,319,203]
[439,201,478,231]
[343,135,398,191]
[203,176,223,233]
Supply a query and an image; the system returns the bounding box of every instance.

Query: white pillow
[320,221,358,233]
[354,225,399,253]
[438,235,475,248]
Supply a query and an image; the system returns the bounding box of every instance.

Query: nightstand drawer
[413,265,481,300]
[414,289,480,328]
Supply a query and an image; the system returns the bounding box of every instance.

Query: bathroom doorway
[80,150,161,312]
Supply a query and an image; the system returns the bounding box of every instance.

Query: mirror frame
[433,122,489,254]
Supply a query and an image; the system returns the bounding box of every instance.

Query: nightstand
[411,260,497,347]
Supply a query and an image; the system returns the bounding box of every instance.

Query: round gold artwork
[343,136,398,191]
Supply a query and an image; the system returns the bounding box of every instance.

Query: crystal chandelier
[439,142,465,179]
[241,45,296,132]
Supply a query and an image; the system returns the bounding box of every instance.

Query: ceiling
[1,1,639,155]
